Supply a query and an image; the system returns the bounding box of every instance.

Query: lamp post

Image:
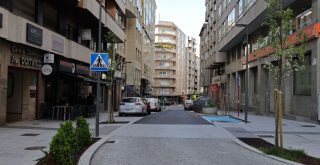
[124,61,132,97]
[236,23,249,123]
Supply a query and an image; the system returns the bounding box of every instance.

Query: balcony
[79,0,126,42]
[156,31,176,36]
[156,39,176,45]
[154,75,176,79]
[155,48,176,53]
[152,83,176,88]
[242,22,320,64]
[155,66,176,70]
[155,57,176,61]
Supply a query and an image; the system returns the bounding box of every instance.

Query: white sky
[155,0,206,55]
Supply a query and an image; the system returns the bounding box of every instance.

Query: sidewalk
[211,111,320,158]
[0,112,141,165]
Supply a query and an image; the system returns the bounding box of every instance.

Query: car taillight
[120,103,125,105]
[136,103,141,105]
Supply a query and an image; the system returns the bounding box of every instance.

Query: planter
[202,107,217,115]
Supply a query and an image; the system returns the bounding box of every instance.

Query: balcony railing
[242,22,320,64]
[155,66,176,70]
[155,48,176,53]
[155,57,176,61]
[154,75,176,79]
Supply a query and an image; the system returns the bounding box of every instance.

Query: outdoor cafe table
[52,105,73,121]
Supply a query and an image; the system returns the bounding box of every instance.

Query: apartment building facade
[153,21,187,104]
[201,0,320,121]
[124,0,156,97]
[0,0,126,124]
[186,37,200,95]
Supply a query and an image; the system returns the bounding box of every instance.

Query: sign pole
[95,0,102,138]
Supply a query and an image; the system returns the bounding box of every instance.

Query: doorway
[6,68,38,122]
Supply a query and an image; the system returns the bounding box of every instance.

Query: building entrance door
[7,68,38,122]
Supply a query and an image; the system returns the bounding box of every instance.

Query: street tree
[256,0,308,148]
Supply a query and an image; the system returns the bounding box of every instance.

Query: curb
[78,119,137,165]
[216,126,303,165]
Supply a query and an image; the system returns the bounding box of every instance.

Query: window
[238,0,244,18]
[294,53,311,96]
[228,8,236,30]
[252,67,258,94]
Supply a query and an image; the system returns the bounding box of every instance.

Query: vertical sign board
[26,23,43,46]
[90,53,109,71]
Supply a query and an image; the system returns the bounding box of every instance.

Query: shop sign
[60,60,75,74]
[26,23,43,46]
[10,55,42,68]
[0,13,2,28]
[41,64,53,76]
[76,64,89,76]
[10,45,42,69]
[52,35,64,53]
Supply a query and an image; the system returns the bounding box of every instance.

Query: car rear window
[122,98,137,103]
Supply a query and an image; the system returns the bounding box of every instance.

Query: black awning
[61,72,111,86]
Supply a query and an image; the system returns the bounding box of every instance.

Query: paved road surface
[91,106,287,165]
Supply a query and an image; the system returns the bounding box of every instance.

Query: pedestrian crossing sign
[90,53,109,71]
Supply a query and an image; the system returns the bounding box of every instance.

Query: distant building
[153,21,187,104]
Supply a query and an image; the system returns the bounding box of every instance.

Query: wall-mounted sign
[52,34,64,53]
[0,13,2,28]
[41,64,53,76]
[26,23,43,46]
[44,53,54,63]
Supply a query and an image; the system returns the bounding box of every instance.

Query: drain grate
[25,146,47,150]
[301,125,316,128]
[106,140,116,144]
[21,133,40,136]
[258,135,274,138]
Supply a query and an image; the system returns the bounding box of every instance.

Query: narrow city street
[90,106,287,165]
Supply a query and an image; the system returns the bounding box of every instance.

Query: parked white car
[144,98,161,112]
[119,97,147,116]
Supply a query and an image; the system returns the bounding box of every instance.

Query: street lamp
[124,61,132,97]
[236,23,249,123]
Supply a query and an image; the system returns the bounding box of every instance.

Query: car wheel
[119,113,123,117]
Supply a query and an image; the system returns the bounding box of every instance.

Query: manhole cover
[21,133,40,136]
[258,135,274,138]
[301,125,316,128]
[25,146,47,150]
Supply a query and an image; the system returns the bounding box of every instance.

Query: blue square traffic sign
[90,53,109,71]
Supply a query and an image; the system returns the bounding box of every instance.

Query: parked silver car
[119,97,147,116]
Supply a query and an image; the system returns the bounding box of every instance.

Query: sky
[155,0,206,55]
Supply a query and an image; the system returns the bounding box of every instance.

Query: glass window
[228,8,236,30]
[218,4,222,17]
[238,0,244,18]
[293,53,311,96]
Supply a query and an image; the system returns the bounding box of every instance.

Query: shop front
[5,44,44,123]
